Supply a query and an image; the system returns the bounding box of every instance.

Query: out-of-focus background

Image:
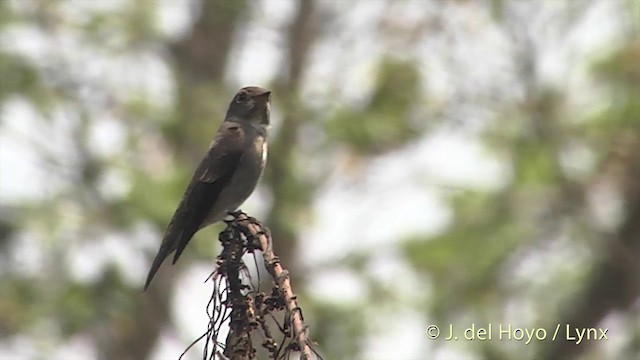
[0,0,638,359]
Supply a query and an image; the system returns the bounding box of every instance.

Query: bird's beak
[257,91,271,101]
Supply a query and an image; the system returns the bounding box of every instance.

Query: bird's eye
[236,92,248,103]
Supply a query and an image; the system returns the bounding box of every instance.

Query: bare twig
[182,212,321,360]
[233,212,315,360]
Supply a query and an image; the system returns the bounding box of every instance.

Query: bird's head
[225,86,271,126]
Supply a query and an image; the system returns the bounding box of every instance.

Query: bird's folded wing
[143,123,245,290]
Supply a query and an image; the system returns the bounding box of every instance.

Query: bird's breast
[226,134,267,204]
[259,138,268,167]
[200,135,266,227]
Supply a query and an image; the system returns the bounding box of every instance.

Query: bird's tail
[143,229,182,291]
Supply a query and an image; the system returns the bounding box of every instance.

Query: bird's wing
[144,122,245,290]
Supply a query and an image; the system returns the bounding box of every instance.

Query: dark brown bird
[144,86,271,290]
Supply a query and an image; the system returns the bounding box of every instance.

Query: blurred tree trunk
[265,0,319,281]
[541,136,640,360]
[96,2,247,359]
[497,9,640,358]
[169,0,248,162]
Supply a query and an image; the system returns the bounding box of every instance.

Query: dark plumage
[144,86,271,290]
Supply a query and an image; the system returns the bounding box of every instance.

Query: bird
[144,86,271,290]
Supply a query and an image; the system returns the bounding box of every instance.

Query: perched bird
[144,86,271,290]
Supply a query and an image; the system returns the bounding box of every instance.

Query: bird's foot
[230,215,271,251]
[245,216,271,239]
[227,210,246,220]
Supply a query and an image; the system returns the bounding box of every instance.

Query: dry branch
[182,211,320,360]
[234,212,314,359]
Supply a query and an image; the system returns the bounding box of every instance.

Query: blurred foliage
[0,1,639,360]
[0,52,52,115]
[401,38,640,360]
[404,190,525,319]
[589,42,640,137]
[310,302,365,360]
[325,59,425,155]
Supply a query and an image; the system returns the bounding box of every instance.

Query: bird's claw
[227,210,245,219]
